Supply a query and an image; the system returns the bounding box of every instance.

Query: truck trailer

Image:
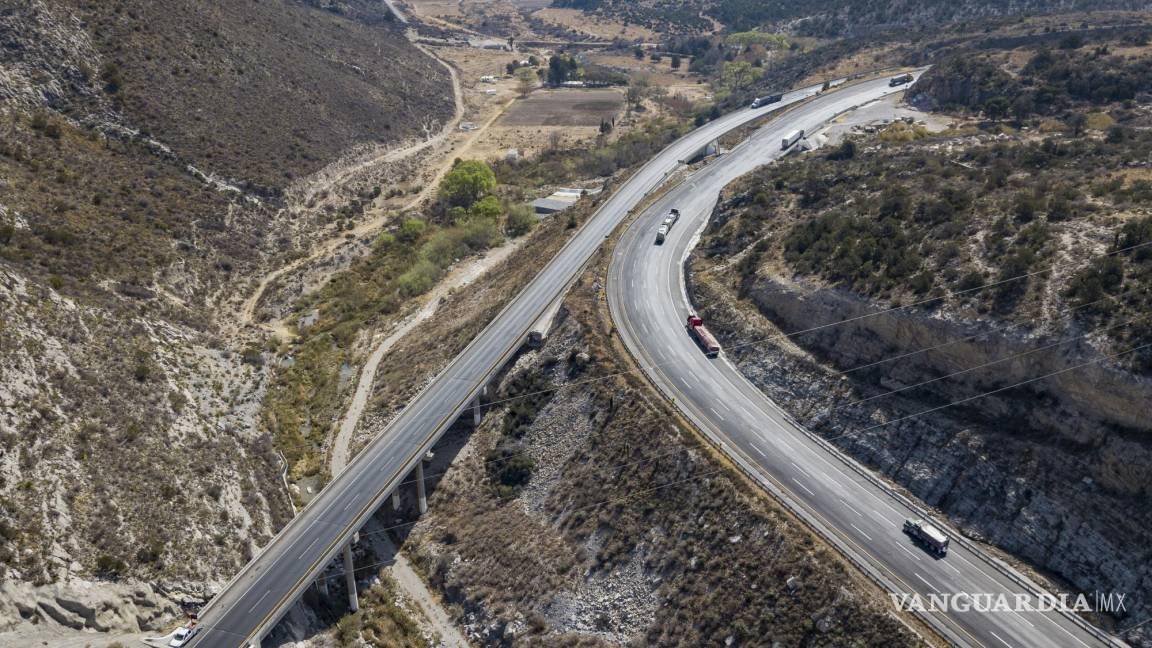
[781,129,805,150]
[655,208,680,244]
[750,93,783,109]
[889,73,914,87]
[686,315,721,357]
[903,518,949,556]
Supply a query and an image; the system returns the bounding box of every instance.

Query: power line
[835,286,1147,378]
[420,242,1152,422]
[840,316,1137,410]
[196,345,1149,644]
[720,239,1152,355]
[825,342,1152,443]
[316,466,725,582]
[323,339,1152,589]
[390,438,692,490]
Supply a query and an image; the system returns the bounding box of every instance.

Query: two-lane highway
[192,77,843,647]
[607,75,1117,647]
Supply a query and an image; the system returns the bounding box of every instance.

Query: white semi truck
[903,518,950,556]
[655,208,681,244]
[781,129,805,150]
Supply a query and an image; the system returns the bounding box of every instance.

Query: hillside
[555,0,1148,35]
[689,35,1152,646]
[54,0,451,193]
[0,0,452,634]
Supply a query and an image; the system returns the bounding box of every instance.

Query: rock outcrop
[0,580,180,633]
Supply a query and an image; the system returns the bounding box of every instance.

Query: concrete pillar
[317,576,329,598]
[415,462,428,514]
[391,489,401,510]
[472,396,482,426]
[343,542,358,612]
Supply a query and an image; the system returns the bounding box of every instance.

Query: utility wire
[316,467,725,581]
[840,316,1137,410]
[834,286,1147,377]
[302,340,1152,606]
[825,342,1152,443]
[721,239,1152,355]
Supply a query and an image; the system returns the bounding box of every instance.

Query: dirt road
[236,39,465,330]
[327,237,523,473]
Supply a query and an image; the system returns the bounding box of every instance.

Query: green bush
[419,229,470,267]
[395,259,442,297]
[438,159,496,209]
[506,203,536,237]
[470,195,503,221]
[94,554,127,579]
[459,217,502,251]
[396,217,426,244]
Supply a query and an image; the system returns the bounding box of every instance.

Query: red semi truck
[686,315,721,357]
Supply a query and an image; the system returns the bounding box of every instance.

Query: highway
[606,76,1118,647]
[190,77,840,647]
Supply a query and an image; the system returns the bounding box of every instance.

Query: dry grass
[499,90,624,128]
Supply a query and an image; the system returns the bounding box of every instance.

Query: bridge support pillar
[415,461,428,514]
[343,542,358,612]
[391,489,401,510]
[317,575,329,598]
[471,385,488,427]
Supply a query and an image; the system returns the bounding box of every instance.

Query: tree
[670,54,681,69]
[633,46,644,60]
[626,74,652,111]
[1067,112,1088,137]
[515,67,537,97]
[719,61,762,96]
[547,54,579,86]
[439,160,496,209]
[984,96,1010,120]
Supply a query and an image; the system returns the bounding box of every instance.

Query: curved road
[607,77,1118,647]
[190,77,839,647]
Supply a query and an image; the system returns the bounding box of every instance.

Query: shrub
[1066,255,1125,309]
[419,230,469,267]
[396,259,441,297]
[506,203,536,237]
[94,554,127,579]
[470,195,503,221]
[396,217,426,244]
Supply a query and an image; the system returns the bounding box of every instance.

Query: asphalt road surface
[190,77,840,648]
[607,76,1118,648]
